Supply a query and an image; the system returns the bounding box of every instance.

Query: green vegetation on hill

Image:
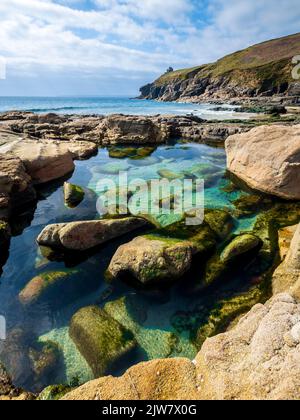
[147,33,300,98]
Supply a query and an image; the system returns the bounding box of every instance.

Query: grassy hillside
[155,33,300,86]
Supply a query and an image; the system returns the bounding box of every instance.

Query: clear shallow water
[0,142,260,392]
[0,96,251,120]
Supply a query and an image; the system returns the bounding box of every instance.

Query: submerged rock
[37,217,147,251]
[63,182,85,208]
[69,306,136,377]
[221,234,263,263]
[231,194,273,217]
[272,223,300,299]
[19,269,79,305]
[63,294,300,401]
[38,385,71,401]
[204,209,234,240]
[108,146,156,159]
[226,124,300,200]
[106,236,198,286]
[0,362,35,401]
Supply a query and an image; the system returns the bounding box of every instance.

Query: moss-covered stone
[195,286,264,347]
[63,182,85,208]
[28,341,60,382]
[38,385,71,401]
[232,194,273,217]
[108,146,156,160]
[104,296,196,359]
[221,234,263,263]
[69,306,136,377]
[108,146,137,159]
[204,209,234,240]
[19,269,80,306]
[157,169,183,180]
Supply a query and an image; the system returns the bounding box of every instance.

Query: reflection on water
[0,142,273,392]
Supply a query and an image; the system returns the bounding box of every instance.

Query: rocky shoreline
[0,108,300,400]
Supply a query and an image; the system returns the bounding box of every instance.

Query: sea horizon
[0,96,245,120]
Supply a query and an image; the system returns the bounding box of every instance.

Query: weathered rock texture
[62,358,200,401]
[0,363,35,401]
[62,294,300,401]
[273,224,300,299]
[0,129,97,218]
[4,111,253,146]
[37,217,147,251]
[226,124,300,200]
[107,236,198,285]
[3,140,75,184]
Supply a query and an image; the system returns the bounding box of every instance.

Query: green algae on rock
[19,269,80,306]
[28,341,60,384]
[104,296,197,360]
[232,194,273,217]
[38,384,72,401]
[157,169,183,180]
[109,146,157,160]
[221,234,263,263]
[69,306,136,377]
[204,209,234,240]
[39,326,94,387]
[106,235,198,286]
[63,182,85,208]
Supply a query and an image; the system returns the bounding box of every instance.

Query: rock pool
[0,141,299,392]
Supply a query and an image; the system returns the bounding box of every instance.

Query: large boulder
[37,217,147,251]
[106,236,198,286]
[195,293,300,400]
[62,358,200,400]
[3,140,75,184]
[272,223,300,299]
[69,306,136,377]
[97,115,169,145]
[63,294,300,400]
[226,125,300,200]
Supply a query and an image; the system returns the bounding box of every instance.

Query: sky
[0,0,299,96]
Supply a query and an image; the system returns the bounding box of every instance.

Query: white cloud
[0,0,298,95]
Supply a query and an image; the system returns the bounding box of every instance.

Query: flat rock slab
[226,124,300,199]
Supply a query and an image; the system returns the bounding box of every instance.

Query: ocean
[0,96,248,120]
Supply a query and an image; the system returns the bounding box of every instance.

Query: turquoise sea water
[0,96,249,120]
[0,142,264,392]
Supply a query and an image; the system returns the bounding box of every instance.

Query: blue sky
[0,0,299,96]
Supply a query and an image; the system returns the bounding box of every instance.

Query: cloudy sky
[0,0,299,96]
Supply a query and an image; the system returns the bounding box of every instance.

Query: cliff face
[140,33,300,102]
